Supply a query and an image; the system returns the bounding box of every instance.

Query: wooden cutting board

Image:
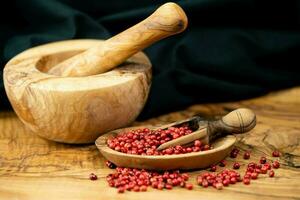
[0,87,299,200]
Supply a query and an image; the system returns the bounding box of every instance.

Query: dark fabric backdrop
[1,0,300,119]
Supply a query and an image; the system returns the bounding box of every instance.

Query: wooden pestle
[157,108,256,151]
[48,2,188,77]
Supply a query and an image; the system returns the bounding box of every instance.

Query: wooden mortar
[3,3,187,143]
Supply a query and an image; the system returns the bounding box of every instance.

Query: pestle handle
[48,2,188,77]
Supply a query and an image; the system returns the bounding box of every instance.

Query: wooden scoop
[48,2,188,77]
[96,108,256,170]
[157,108,256,150]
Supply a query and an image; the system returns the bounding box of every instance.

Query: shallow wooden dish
[95,126,236,170]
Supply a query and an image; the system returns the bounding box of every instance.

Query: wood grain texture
[48,2,188,77]
[3,39,152,143]
[0,87,300,200]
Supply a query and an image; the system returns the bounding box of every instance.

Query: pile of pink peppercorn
[89,126,282,193]
[106,126,211,155]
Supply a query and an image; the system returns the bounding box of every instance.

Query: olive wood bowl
[3,39,151,143]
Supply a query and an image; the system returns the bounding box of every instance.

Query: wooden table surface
[0,87,299,200]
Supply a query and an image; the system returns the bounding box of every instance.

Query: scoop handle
[208,108,256,141]
[48,2,188,77]
[156,108,256,151]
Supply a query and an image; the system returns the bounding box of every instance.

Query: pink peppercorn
[260,157,267,164]
[243,151,251,159]
[210,165,217,172]
[151,182,158,188]
[165,184,173,190]
[157,182,165,190]
[264,163,272,170]
[194,140,202,147]
[180,181,186,188]
[89,173,98,181]
[233,162,240,169]
[133,186,140,192]
[251,172,258,180]
[215,182,223,190]
[230,177,237,184]
[269,170,275,177]
[219,160,226,167]
[202,179,209,187]
[222,179,230,186]
[185,183,193,190]
[243,178,250,185]
[182,173,189,181]
[230,148,239,158]
[255,169,261,174]
[118,187,125,193]
[203,144,211,151]
[261,166,268,174]
[107,126,211,156]
[248,162,256,168]
[272,161,280,169]
[256,164,262,169]
[272,151,280,157]
[105,161,117,169]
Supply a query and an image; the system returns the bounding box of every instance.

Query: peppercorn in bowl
[96,125,236,170]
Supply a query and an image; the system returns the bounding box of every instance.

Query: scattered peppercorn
[185,183,193,190]
[261,166,268,174]
[165,184,172,190]
[105,161,117,169]
[260,156,267,164]
[106,167,189,193]
[248,162,256,168]
[157,182,164,190]
[133,186,140,192]
[196,169,241,189]
[251,172,258,180]
[243,151,251,159]
[230,148,239,158]
[243,178,250,185]
[233,162,240,169]
[219,160,226,167]
[266,164,272,170]
[272,151,280,157]
[222,179,230,186]
[230,177,237,184]
[269,170,275,177]
[256,164,262,169]
[89,173,98,181]
[104,128,281,193]
[215,182,223,190]
[272,160,280,169]
[210,165,217,172]
[117,187,125,193]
